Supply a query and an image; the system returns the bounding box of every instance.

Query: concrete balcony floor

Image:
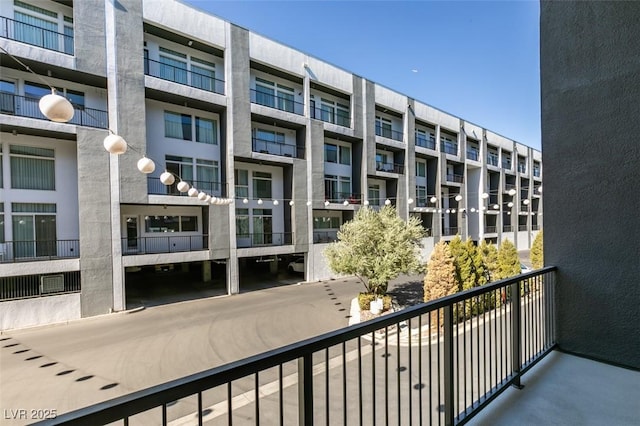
[468,350,640,425]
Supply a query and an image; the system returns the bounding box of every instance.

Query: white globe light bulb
[289,200,295,206]
[137,157,155,174]
[243,198,249,204]
[210,197,218,204]
[273,200,279,206]
[103,134,127,155]
[430,196,437,204]
[257,199,264,205]
[306,201,312,206]
[481,192,489,199]
[508,202,514,208]
[384,199,391,205]
[508,189,517,196]
[343,200,349,206]
[324,200,330,207]
[407,198,414,205]
[523,199,530,205]
[363,200,370,206]
[188,188,198,197]
[160,171,175,185]
[177,181,189,192]
[455,195,462,202]
[39,89,74,122]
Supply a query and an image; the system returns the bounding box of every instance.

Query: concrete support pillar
[228,256,239,294]
[202,261,211,282]
[269,258,278,274]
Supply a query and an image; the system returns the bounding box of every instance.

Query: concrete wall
[541,1,640,369]
[0,294,81,331]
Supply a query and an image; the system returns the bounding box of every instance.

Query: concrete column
[269,258,278,274]
[202,261,211,282]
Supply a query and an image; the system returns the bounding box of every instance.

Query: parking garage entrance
[125,260,227,309]
[237,254,305,292]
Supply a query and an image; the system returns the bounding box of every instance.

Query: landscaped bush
[358,292,392,311]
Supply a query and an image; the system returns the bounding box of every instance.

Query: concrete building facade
[0,0,542,330]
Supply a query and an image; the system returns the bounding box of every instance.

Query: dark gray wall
[541,1,640,369]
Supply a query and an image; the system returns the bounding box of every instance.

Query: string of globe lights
[411,186,542,216]
[0,45,233,205]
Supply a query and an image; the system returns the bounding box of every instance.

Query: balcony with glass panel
[415,130,436,150]
[144,57,225,95]
[0,11,74,55]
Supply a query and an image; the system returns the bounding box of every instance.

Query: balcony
[487,154,499,167]
[518,164,527,174]
[313,230,338,244]
[0,16,73,55]
[466,148,479,161]
[48,268,561,425]
[503,225,513,232]
[250,89,304,115]
[415,133,436,150]
[518,225,528,231]
[0,271,80,302]
[324,192,362,204]
[252,138,303,159]
[446,173,464,183]
[485,226,497,233]
[504,183,517,192]
[121,235,208,255]
[441,143,458,156]
[502,160,512,170]
[0,93,108,128]
[144,58,225,95]
[147,177,223,197]
[236,232,293,248]
[311,107,350,127]
[375,161,404,174]
[375,126,404,142]
[443,226,460,236]
[0,240,79,263]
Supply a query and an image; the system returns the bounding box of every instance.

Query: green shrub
[358,292,392,311]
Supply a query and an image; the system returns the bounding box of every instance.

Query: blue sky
[183,0,541,150]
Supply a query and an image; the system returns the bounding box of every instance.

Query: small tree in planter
[324,205,425,310]
[423,241,458,326]
[531,230,544,269]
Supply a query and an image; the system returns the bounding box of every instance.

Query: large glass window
[339,145,351,165]
[235,169,249,198]
[164,111,192,140]
[14,1,59,52]
[196,159,218,192]
[441,135,458,155]
[253,171,272,199]
[416,185,427,205]
[0,202,4,243]
[324,144,338,163]
[11,202,56,258]
[368,184,380,206]
[195,117,216,144]
[255,78,275,108]
[252,209,273,245]
[235,208,249,236]
[10,145,55,190]
[191,57,216,91]
[0,80,16,114]
[416,160,426,177]
[144,215,197,233]
[159,47,188,84]
[313,216,341,229]
[375,116,392,138]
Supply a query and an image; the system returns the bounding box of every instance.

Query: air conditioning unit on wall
[40,274,64,294]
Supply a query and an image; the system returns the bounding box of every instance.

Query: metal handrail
[0,92,108,128]
[42,267,557,425]
[236,232,293,248]
[0,16,73,54]
[311,107,351,127]
[147,177,224,197]
[250,89,304,115]
[375,126,404,142]
[441,143,459,155]
[375,161,404,174]
[313,230,338,244]
[121,235,208,255]
[0,240,79,263]
[144,57,225,95]
[324,192,362,204]
[415,133,436,150]
[252,138,304,159]
[446,173,464,183]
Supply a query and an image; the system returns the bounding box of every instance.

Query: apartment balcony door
[0,80,16,114]
[252,212,273,246]
[124,216,139,254]
[12,215,56,258]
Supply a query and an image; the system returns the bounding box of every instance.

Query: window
[375,116,392,138]
[10,145,55,190]
[0,80,16,114]
[487,149,499,166]
[11,202,57,258]
[252,209,273,245]
[235,208,249,236]
[325,143,351,165]
[191,57,216,91]
[144,215,198,233]
[253,171,272,199]
[324,144,338,163]
[368,184,380,206]
[502,153,512,169]
[195,117,216,144]
[416,160,426,178]
[441,135,458,155]
[416,185,427,205]
[313,216,341,229]
[325,175,351,201]
[13,1,61,52]
[159,47,188,84]
[0,202,4,243]
[24,81,50,100]
[164,111,192,140]
[254,129,286,154]
[196,159,219,192]
[254,77,294,112]
[0,145,3,187]
[235,169,249,198]
[66,89,84,109]
[533,161,541,177]
[63,16,73,54]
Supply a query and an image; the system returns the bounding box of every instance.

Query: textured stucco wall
[541,1,640,369]
[0,294,81,331]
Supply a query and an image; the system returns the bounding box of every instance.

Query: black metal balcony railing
[313,230,338,244]
[532,224,541,231]
[121,235,208,255]
[441,143,458,156]
[376,161,404,174]
[236,232,293,248]
[0,16,73,55]
[518,225,528,231]
[502,161,512,170]
[0,93,108,128]
[518,164,527,174]
[252,138,304,159]
[311,107,351,127]
[503,225,514,232]
[0,240,79,263]
[487,155,499,167]
[147,177,223,197]
[415,134,436,150]
[446,173,464,183]
[145,58,225,95]
[324,192,362,204]
[504,183,517,191]
[47,267,557,426]
[533,169,541,178]
[467,149,479,161]
[375,126,404,142]
[443,227,460,236]
[0,271,81,302]
[416,197,428,207]
[485,226,498,233]
[250,89,304,115]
